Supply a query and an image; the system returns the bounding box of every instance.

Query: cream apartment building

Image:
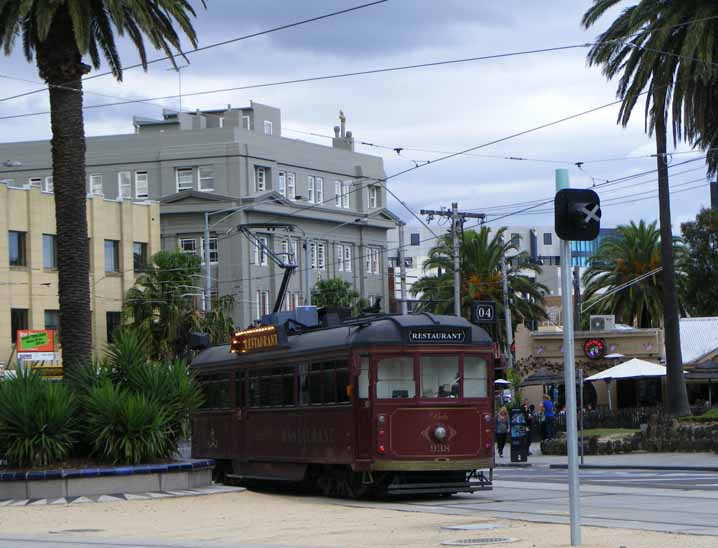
[0,182,160,365]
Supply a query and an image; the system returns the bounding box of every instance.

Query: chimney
[711,181,718,211]
[332,110,355,151]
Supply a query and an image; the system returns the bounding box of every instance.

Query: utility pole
[556,168,581,546]
[203,212,211,312]
[420,204,484,317]
[398,221,408,314]
[500,249,513,371]
[711,181,718,211]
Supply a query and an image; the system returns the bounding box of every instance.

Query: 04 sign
[471,301,496,324]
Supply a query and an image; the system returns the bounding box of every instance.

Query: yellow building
[0,183,160,366]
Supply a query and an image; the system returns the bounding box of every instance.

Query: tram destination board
[471,301,497,324]
[230,325,288,354]
[405,327,471,344]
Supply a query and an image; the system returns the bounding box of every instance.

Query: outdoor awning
[585,358,665,382]
[685,361,718,382]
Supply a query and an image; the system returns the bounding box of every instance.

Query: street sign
[471,300,497,324]
[16,329,55,353]
[18,352,56,361]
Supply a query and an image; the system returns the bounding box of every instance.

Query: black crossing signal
[554,188,601,241]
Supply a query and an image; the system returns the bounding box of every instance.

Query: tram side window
[235,372,245,407]
[376,356,415,399]
[420,356,459,398]
[464,356,488,397]
[358,357,369,399]
[199,374,231,409]
[299,361,350,405]
[248,367,295,407]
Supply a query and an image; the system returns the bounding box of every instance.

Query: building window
[135,171,149,198]
[44,310,60,340]
[255,166,266,192]
[43,234,57,269]
[8,231,26,267]
[10,308,28,344]
[29,177,42,188]
[335,244,344,272]
[410,233,420,246]
[277,171,286,196]
[133,242,148,271]
[90,173,103,195]
[316,177,324,204]
[200,237,219,264]
[43,176,53,193]
[254,236,268,266]
[264,120,273,135]
[256,289,270,319]
[118,171,131,199]
[342,182,351,208]
[104,240,120,272]
[198,166,215,192]
[334,181,341,207]
[218,116,224,128]
[286,172,296,200]
[0,178,16,187]
[344,245,352,272]
[317,243,325,270]
[543,232,552,246]
[106,311,122,344]
[307,176,315,203]
[179,238,196,255]
[176,168,193,192]
[368,186,378,209]
[242,115,251,130]
[367,247,380,274]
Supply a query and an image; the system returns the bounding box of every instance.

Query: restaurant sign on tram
[406,327,470,344]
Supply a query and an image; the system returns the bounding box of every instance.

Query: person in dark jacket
[495,407,510,458]
[521,399,534,455]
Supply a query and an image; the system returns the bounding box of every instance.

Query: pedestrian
[521,399,534,455]
[542,393,555,440]
[495,406,509,458]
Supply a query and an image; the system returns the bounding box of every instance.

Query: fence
[553,406,664,432]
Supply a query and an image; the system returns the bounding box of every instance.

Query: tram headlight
[434,426,448,442]
[484,414,492,424]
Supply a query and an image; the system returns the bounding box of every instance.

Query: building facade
[0,183,160,365]
[0,102,397,329]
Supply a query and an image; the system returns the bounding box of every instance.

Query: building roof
[680,317,718,364]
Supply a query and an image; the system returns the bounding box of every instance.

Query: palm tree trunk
[654,87,691,417]
[37,10,93,369]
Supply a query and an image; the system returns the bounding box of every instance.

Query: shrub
[84,382,174,464]
[0,369,78,467]
[126,360,204,443]
[104,327,149,387]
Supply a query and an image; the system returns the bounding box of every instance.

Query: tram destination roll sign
[406,327,470,344]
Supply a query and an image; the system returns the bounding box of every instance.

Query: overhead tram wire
[0,44,599,122]
[0,0,389,104]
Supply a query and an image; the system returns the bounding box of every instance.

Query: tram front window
[376,356,415,399]
[464,356,488,397]
[420,356,459,398]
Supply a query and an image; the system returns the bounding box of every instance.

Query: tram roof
[191,313,493,369]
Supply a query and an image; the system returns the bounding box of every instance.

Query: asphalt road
[330,465,718,536]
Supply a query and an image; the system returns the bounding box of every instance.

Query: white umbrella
[604,353,625,359]
[585,358,666,382]
[494,379,511,385]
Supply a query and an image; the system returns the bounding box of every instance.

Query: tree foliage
[680,208,718,316]
[582,221,677,328]
[412,227,547,345]
[124,251,235,360]
[311,278,360,309]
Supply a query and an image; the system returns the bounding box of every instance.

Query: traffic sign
[471,301,497,324]
[554,188,601,241]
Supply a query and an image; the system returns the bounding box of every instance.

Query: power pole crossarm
[419,205,484,317]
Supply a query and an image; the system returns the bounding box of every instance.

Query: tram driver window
[464,356,488,397]
[376,357,415,399]
[358,357,369,399]
[420,356,459,398]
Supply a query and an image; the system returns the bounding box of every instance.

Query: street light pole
[398,221,408,314]
[501,247,514,371]
[203,212,211,312]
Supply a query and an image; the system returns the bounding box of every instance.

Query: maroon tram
[190,313,495,497]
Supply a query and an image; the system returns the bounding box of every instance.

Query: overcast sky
[0,0,713,232]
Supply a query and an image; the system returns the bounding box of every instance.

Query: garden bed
[0,459,214,500]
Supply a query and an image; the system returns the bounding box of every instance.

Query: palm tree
[412,227,547,346]
[582,1,694,416]
[582,221,677,328]
[0,2,203,368]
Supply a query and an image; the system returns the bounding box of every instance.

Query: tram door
[355,355,371,458]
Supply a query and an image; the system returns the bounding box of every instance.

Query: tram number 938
[430,443,451,454]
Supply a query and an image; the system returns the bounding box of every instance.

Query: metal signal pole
[501,250,514,371]
[420,205,485,317]
[556,168,581,546]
